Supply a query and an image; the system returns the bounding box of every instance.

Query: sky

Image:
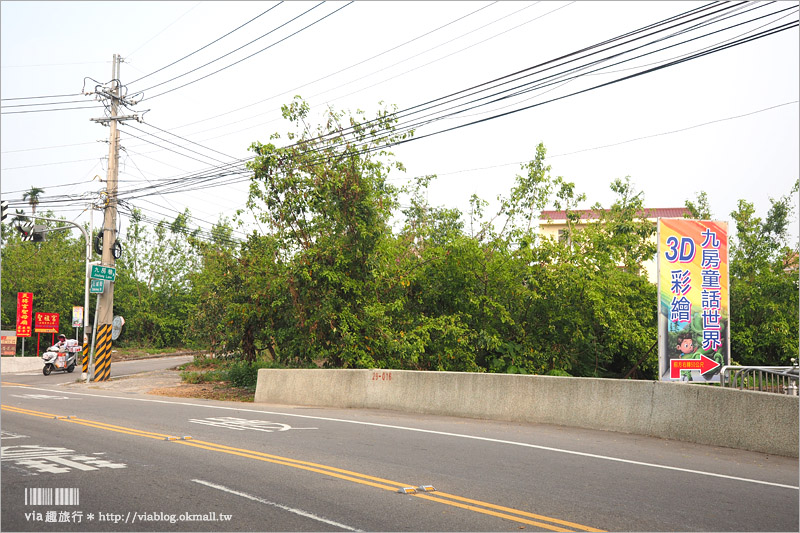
[1,1,798,246]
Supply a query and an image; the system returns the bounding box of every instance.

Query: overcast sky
[2,1,798,244]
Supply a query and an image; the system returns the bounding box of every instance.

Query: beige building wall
[537,208,691,285]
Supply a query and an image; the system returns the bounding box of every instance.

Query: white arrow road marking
[193,479,360,531]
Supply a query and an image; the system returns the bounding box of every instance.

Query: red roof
[540,207,691,221]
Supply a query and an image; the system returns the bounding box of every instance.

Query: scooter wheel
[67,364,75,373]
[43,364,52,376]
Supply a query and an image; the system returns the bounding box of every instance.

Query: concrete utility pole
[89,54,140,381]
[98,55,120,325]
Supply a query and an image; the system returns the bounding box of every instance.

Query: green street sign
[90,279,105,294]
[91,264,116,282]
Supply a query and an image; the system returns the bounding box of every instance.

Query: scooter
[42,342,79,375]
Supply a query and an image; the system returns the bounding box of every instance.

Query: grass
[170,355,283,401]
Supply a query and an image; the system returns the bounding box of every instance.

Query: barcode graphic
[24,488,80,506]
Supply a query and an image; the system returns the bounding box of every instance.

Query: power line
[1,141,98,154]
[1,93,84,101]
[169,1,503,130]
[1,99,91,109]
[305,2,791,162]
[141,2,354,101]
[0,104,104,115]
[69,2,795,217]
[125,1,203,59]
[135,1,326,97]
[128,2,285,85]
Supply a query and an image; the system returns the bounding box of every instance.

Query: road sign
[670,354,721,379]
[1,331,17,356]
[34,312,59,334]
[90,279,105,293]
[90,264,116,281]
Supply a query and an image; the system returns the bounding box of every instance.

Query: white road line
[8,385,799,491]
[192,479,360,531]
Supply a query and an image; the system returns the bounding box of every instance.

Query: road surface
[2,357,797,531]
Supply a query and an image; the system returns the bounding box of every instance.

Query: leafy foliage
[3,100,795,378]
[728,181,799,366]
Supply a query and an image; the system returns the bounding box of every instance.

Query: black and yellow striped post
[93,324,112,381]
[81,338,89,376]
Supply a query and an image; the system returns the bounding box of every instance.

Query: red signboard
[35,312,60,334]
[16,292,33,338]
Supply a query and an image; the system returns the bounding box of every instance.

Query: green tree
[523,178,658,378]
[684,190,713,219]
[1,213,86,342]
[113,208,200,347]
[242,97,410,367]
[22,186,45,215]
[729,181,799,366]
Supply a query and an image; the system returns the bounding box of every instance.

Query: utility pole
[89,54,140,381]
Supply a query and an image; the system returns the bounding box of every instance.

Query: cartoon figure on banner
[672,325,723,381]
[675,331,697,381]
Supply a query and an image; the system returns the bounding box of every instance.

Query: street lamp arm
[14,214,92,329]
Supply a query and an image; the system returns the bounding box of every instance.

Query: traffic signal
[16,223,45,241]
[17,222,34,240]
[31,224,47,242]
[1,200,8,221]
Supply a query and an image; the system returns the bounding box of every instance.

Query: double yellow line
[2,404,604,532]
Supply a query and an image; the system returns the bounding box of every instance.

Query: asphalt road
[1,357,798,532]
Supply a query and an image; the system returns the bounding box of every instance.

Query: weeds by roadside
[168,355,284,402]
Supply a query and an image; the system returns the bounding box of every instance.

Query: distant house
[538,207,691,284]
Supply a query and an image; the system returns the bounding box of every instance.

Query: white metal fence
[720,361,799,396]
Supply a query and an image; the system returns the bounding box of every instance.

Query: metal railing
[720,361,799,396]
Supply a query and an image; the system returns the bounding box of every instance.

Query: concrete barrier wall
[1,357,42,374]
[255,368,799,457]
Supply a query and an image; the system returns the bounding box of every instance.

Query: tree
[22,186,45,215]
[113,208,201,347]
[242,97,410,367]
[684,190,713,219]
[728,181,799,366]
[1,212,86,338]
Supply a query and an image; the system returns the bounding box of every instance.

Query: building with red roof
[538,207,692,283]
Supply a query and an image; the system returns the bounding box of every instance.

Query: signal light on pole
[31,224,47,242]
[17,222,34,241]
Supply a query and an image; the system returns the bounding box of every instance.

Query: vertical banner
[657,219,729,382]
[72,306,84,328]
[16,292,33,338]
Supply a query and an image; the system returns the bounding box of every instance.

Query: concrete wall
[1,356,42,374]
[254,368,799,457]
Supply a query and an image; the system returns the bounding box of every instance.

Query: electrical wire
[128,2,285,85]
[0,105,105,115]
[135,2,324,96]
[141,2,354,101]
[1,93,84,101]
[170,1,502,130]
[55,1,795,225]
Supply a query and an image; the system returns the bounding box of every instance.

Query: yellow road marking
[2,405,57,419]
[179,440,401,491]
[188,439,408,487]
[70,418,174,439]
[2,404,605,532]
[428,492,606,532]
[1,381,31,387]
